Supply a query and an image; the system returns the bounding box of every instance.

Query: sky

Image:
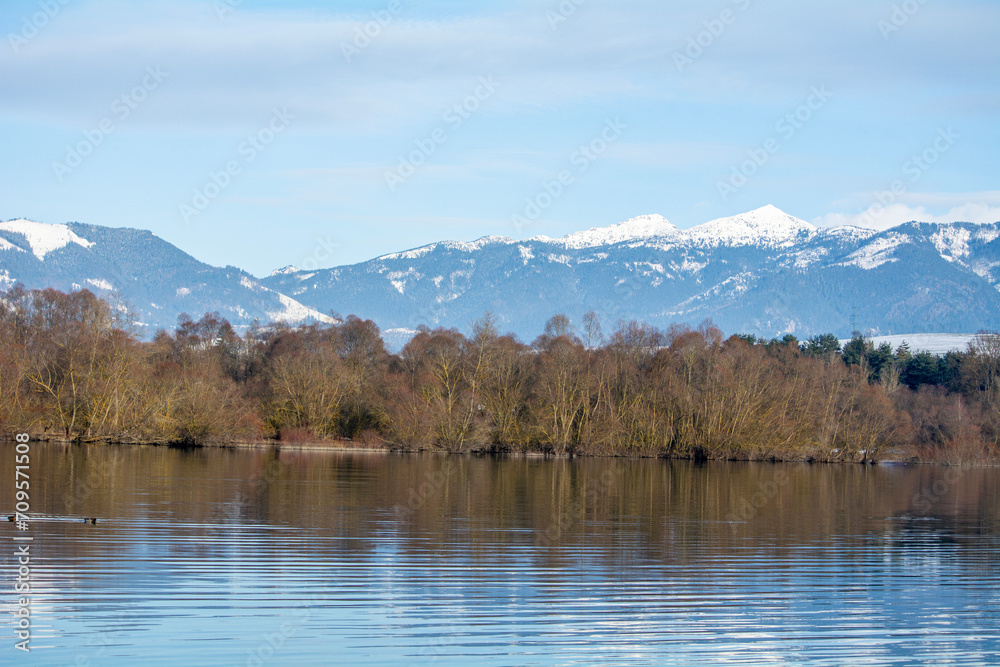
[1,0,998,276]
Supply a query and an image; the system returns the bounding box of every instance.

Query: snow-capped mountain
[0,219,331,333]
[261,205,1000,340]
[3,207,999,342]
[554,213,678,249]
[676,205,822,248]
[531,206,820,250]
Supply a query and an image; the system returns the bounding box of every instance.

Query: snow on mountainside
[550,205,815,250]
[839,233,912,270]
[681,205,817,248]
[0,218,95,259]
[556,214,677,249]
[261,207,1000,342]
[838,334,979,356]
[0,218,330,335]
[542,205,813,250]
[4,209,1000,344]
[268,292,334,324]
[369,205,811,260]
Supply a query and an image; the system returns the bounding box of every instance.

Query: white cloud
[3,0,997,132]
[0,1,662,131]
[814,199,1000,231]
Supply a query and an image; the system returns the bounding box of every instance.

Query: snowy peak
[685,205,817,248]
[0,218,335,335]
[536,207,814,251]
[442,235,513,252]
[0,218,95,259]
[270,265,300,277]
[369,207,816,260]
[378,235,514,261]
[260,203,1000,344]
[557,213,677,249]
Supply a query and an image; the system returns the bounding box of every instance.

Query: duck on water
[7,515,97,524]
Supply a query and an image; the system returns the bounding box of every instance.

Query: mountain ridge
[261,207,1000,340]
[0,217,332,334]
[3,208,999,342]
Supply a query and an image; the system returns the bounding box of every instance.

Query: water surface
[2,443,999,665]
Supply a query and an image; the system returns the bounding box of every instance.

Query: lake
[2,442,999,665]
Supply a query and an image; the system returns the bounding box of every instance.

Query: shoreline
[6,434,994,467]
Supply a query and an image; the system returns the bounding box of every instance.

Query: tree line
[1,286,997,464]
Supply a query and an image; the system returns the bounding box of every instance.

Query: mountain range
[261,205,1000,341]
[0,219,330,332]
[3,205,999,342]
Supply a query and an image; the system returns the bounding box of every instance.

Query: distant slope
[0,219,331,334]
[262,206,1000,340]
[4,207,999,343]
[839,334,981,356]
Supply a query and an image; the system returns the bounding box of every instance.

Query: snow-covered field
[838,333,981,355]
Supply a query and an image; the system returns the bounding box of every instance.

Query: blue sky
[1,0,997,276]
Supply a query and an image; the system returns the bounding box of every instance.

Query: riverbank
[9,433,997,466]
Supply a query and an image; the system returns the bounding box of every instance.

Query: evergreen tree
[902,351,941,389]
[841,335,870,367]
[804,333,841,357]
[867,342,895,383]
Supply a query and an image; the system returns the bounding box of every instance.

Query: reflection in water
[1,443,999,665]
